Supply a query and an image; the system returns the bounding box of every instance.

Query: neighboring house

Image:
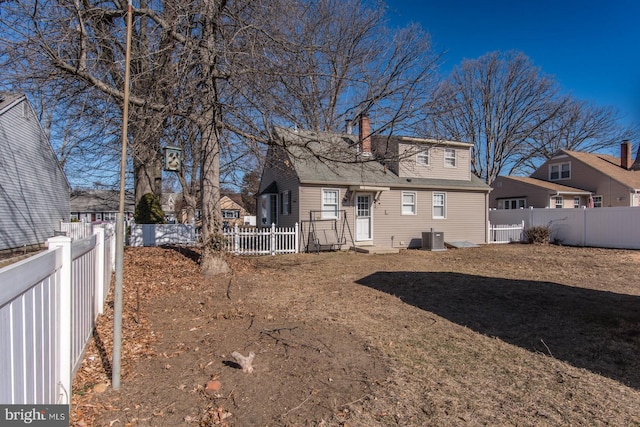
[257,116,491,251]
[0,93,71,252]
[70,190,135,222]
[220,194,250,228]
[491,141,640,209]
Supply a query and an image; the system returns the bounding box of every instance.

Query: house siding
[373,189,487,247]
[258,146,300,227]
[397,143,471,181]
[296,185,488,248]
[371,136,471,181]
[0,96,70,251]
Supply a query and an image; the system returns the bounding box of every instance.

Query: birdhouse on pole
[163,146,182,172]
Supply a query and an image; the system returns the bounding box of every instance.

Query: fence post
[234,224,240,254]
[294,222,299,253]
[270,223,276,256]
[94,227,106,316]
[529,206,534,228]
[46,235,72,404]
[582,206,587,246]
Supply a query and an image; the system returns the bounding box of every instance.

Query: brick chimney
[358,115,371,155]
[621,140,633,170]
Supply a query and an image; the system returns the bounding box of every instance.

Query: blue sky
[386,0,640,127]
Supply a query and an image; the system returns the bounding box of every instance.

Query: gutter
[299,180,491,192]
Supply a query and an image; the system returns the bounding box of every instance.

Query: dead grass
[72,244,640,426]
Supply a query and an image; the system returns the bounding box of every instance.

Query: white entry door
[355,193,372,241]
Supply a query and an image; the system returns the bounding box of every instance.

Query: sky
[385,0,640,128]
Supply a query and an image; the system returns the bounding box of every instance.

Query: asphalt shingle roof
[273,127,490,191]
[499,176,591,193]
[562,149,640,190]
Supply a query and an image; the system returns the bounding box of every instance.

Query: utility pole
[113,0,133,390]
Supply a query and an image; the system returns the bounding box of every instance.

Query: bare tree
[243,0,440,136]
[427,51,564,184]
[1,0,441,274]
[513,97,639,174]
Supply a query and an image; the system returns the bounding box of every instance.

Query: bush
[134,193,166,224]
[523,226,550,245]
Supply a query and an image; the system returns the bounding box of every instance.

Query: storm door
[355,193,373,241]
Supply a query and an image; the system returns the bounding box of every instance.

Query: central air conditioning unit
[422,230,445,251]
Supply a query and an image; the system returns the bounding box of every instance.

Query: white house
[0,93,70,252]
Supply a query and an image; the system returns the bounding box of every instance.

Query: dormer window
[549,162,570,180]
[444,148,456,167]
[416,148,429,166]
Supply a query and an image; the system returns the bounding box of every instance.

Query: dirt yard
[71,244,640,426]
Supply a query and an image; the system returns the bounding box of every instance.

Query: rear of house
[0,93,70,252]
[258,119,490,251]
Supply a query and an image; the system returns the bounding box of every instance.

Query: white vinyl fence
[489,207,640,249]
[60,221,94,240]
[0,227,114,405]
[129,223,300,255]
[223,223,299,255]
[130,223,196,247]
[489,221,525,244]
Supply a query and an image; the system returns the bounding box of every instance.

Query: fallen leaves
[70,246,221,426]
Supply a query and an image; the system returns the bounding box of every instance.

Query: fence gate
[489,221,525,244]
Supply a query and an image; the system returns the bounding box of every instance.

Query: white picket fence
[0,227,114,405]
[223,223,299,255]
[489,221,525,244]
[128,223,300,255]
[60,221,94,240]
[489,206,640,249]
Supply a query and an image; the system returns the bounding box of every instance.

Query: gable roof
[71,190,135,212]
[559,149,640,190]
[273,127,490,192]
[0,92,24,114]
[496,176,591,195]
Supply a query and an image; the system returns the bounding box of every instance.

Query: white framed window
[444,148,456,167]
[222,210,240,218]
[573,196,580,208]
[499,198,526,209]
[433,192,446,218]
[593,195,603,208]
[416,148,429,166]
[402,192,416,215]
[553,196,563,209]
[549,162,570,180]
[322,189,339,218]
[280,190,291,215]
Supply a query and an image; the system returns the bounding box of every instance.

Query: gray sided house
[491,142,640,209]
[70,190,135,223]
[0,93,71,251]
[258,119,491,252]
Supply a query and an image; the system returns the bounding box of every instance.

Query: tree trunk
[199,113,230,276]
[133,153,162,203]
